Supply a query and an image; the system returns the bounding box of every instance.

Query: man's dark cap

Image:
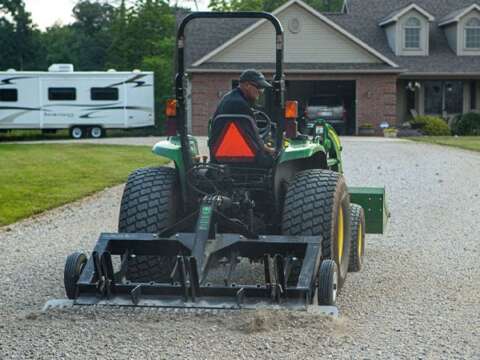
[239,69,272,88]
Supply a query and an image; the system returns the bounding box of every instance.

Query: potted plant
[358,123,375,136]
[383,127,398,138]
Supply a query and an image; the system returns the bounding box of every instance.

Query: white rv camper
[0,64,154,138]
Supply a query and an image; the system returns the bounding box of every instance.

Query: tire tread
[118,167,178,282]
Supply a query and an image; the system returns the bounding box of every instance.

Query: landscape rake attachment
[46,194,338,315]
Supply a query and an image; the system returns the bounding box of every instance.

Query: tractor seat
[208,114,273,167]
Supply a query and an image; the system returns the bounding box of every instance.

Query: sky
[25,0,76,30]
[24,0,209,30]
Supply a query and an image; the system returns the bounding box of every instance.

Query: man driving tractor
[209,69,276,163]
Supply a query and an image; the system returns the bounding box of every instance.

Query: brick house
[181,0,480,135]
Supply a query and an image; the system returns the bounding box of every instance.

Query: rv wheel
[90,126,103,139]
[70,126,84,139]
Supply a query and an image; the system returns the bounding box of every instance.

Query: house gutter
[400,72,480,79]
[188,68,405,74]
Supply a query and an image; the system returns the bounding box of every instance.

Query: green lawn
[0,128,161,142]
[0,144,167,226]
[410,136,480,153]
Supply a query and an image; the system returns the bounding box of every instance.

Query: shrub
[451,112,480,135]
[411,115,451,136]
[360,123,374,128]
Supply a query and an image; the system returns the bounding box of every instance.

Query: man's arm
[223,99,268,147]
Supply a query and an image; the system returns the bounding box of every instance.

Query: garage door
[285,80,356,135]
[233,79,356,135]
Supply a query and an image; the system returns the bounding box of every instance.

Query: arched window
[465,17,480,49]
[404,17,421,49]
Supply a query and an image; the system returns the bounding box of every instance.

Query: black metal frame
[176,12,286,182]
[75,233,321,309]
[73,195,323,310]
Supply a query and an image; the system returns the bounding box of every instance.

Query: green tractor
[56,12,388,314]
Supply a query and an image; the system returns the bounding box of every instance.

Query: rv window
[91,87,119,101]
[0,89,18,102]
[48,88,76,101]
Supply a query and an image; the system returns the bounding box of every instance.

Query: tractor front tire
[282,169,351,291]
[348,204,365,272]
[118,167,179,282]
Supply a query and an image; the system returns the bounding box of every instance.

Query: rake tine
[224,251,238,286]
[177,256,189,302]
[188,257,200,301]
[274,254,286,295]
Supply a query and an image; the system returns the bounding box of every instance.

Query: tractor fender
[152,136,199,194]
[274,148,328,214]
[325,127,343,172]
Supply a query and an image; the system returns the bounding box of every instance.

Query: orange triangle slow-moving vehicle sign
[214,122,256,161]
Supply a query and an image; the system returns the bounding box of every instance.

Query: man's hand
[264,144,275,155]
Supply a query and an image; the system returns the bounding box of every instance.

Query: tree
[127,0,176,130]
[0,19,17,69]
[41,25,78,65]
[208,0,344,12]
[209,0,263,12]
[68,1,115,70]
[106,0,130,70]
[106,0,176,131]
[0,0,42,70]
[72,0,115,35]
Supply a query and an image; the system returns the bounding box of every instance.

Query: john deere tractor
[56,12,387,314]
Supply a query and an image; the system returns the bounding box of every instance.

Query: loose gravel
[1,137,479,359]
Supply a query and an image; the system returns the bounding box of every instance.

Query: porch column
[396,80,406,123]
[477,81,480,111]
[463,81,471,113]
[418,83,425,115]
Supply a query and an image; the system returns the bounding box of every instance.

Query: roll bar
[175,12,285,174]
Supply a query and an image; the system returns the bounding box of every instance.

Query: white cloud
[24,0,210,30]
[25,0,76,30]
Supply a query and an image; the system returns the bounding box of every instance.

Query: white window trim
[464,17,480,50]
[403,17,422,50]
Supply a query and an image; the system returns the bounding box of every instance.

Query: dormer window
[379,4,434,56]
[465,17,480,49]
[439,4,480,55]
[404,17,421,49]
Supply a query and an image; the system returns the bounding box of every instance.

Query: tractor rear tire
[282,169,351,291]
[118,167,179,282]
[348,204,365,272]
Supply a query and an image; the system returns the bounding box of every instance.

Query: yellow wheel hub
[358,222,363,257]
[337,206,344,260]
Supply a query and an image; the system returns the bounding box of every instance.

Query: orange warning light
[285,101,298,119]
[165,99,177,117]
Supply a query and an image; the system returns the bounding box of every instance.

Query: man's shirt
[213,87,254,119]
[210,87,266,149]
[209,87,273,166]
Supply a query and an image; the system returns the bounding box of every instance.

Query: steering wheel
[253,110,273,140]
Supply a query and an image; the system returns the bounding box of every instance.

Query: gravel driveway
[1,137,479,359]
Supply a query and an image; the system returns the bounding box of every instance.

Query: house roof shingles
[327,0,480,75]
[379,3,434,26]
[180,0,480,75]
[439,4,480,26]
[177,13,256,68]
